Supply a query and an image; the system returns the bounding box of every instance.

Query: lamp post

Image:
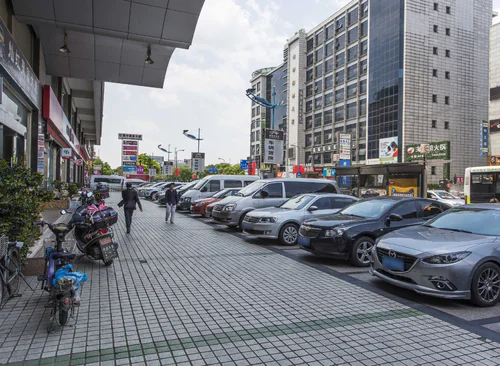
[158,144,171,162]
[218,158,226,163]
[175,148,185,170]
[183,129,203,153]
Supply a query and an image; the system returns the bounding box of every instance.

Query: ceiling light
[145,45,154,64]
[59,33,70,53]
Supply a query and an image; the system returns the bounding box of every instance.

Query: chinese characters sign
[405,141,450,162]
[0,19,41,107]
[263,129,284,164]
[191,152,205,173]
[480,120,489,156]
[339,133,351,161]
[121,138,139,174]
[118,133,143,140]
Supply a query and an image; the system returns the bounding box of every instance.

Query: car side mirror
[308,206,318,212]
[60,209,67,215]
[389,213,403,222]
[201,187,208,192]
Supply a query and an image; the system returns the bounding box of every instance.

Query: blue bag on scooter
[53,264,88,290]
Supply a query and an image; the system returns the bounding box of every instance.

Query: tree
[137,153,161,174]
[179,166,194,182]
[91,158,114,175]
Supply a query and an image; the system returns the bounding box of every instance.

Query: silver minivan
[180,175,259,208]
[211,178,340,228]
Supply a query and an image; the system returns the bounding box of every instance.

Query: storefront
[334,163,426,198]
[42,85,87,184]
[0,17,41,167]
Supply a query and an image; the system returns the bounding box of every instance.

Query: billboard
[379,137,398,164]
[121,135,140,175]
[405,141,450,162]
[338,133,351,161]
[191,152,205,173]
[118,133,142,140]
[481,120,489,156]
[490,119,500,134]
[263,129,284,164]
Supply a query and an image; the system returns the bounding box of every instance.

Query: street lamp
[183,129,203,152]
[245,87,284,130]
[175,148,185,170]
[218,158,226,163]
[158,144,171,162]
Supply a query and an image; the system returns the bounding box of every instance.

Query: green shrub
[427,184,440,190]
[68,183,79,196]
[0,161,52,258]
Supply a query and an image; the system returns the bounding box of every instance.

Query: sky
[98,0,500,169]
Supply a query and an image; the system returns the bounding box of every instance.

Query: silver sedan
[370,204,500,307]
[241,193,358,245]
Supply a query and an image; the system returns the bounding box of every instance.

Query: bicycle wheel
[0,274,4,306]
[6,249,21,296]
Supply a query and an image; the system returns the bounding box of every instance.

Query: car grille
[244,216,260,223]
[206,206,213,213]
[376,269,417,285]
[214,205,224,211]
[299,225,322,238]
[376,248,417,272]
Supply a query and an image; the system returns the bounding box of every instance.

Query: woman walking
[120,182,143,234]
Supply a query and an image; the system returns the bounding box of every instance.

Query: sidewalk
[1,192,500,365]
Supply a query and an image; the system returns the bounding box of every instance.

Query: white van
[90,175,125,190]
[125,178,147,188]
[180,175,259,208]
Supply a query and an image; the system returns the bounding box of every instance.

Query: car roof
[363,196,422,202]
[459,203,500,210]
[257,178,337,183]
[298,193,357,199]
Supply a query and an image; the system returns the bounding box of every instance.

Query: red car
[191,188,241,217]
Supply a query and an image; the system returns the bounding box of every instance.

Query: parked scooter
[62,194,119,266]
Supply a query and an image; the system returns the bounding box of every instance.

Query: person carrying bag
[119,182,143,234]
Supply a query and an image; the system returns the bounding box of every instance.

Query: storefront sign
[490,119,500,134]
[75,159,83,166]
[61,147,72,159]
[263,129,284,164]
[122,166,136,172]
[240,159,248,170]
[0,18,41,107]
[163,162,173,175]
[137,165,144,174]
[481,120,489,156]
[121,136,139,174]
[118,133,142,140]
[405,141,450,162]
[37,133,45,173]
[379,137,398,164]
[323,168,336,177]
[388,177,418,197]
[455,176,464,184]
[122,155,137,161]
[339,133,351,161]
[191,152,205,173]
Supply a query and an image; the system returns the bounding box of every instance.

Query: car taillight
[100,228,108,234]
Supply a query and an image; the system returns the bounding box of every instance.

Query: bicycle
[0,234,31,308]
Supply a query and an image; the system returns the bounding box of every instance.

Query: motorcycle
[62,194,119,266]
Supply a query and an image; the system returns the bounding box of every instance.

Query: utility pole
[198,128,200,153]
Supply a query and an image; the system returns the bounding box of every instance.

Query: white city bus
[464,166,500,204]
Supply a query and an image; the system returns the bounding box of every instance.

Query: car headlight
[223,204,236,211]
[184,197,191,202]
[259,217,278,223]
[323,227,346,237]
[422,251,471,264]
[195,202,204,207]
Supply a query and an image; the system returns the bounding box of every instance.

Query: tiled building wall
[490,23,500,155]
[403,0,490,184]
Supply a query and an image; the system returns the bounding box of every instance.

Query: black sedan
[298,196,452,267]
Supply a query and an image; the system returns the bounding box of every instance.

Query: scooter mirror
[60,209,67,215]
[87,192,93,198]
[78,190,83,194]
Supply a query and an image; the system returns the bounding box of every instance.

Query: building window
[314,132,322,145]
[348,7,358,26]
[347,45,358,62]
[313,154,321,165]
[335,70,345,85]
[445,96,450,105]
[307,38,314,52]
[306,101,313,112]
[335,88,345,103]
[306,84,313,97]
[346,102,357,120]
[324,110,333,125]
[348,27,358,44]
[325,24,334,41]
[307,54,314,67]
[256,82,261,92]
[315,96,323,109]
[446,6,451,14]
[445,71,450,79]
[433,47,438,55]
[434,2,438,11]
[432,94,437,103]
[325,92,333,106]
[360,40,368,56]
[347,83,357,99]
[325,41,334,57]
[315,80,323,94]
[335,106,344,122]
[305,151,311,163]
[316,31,324,45]
[314,113,322,127]
[359,79,367,94]
[360,59,367,75]
[316,47,323,62]
[324,129,333,143]
[315,64,323,78]
[323,152,332,164]
[446,28,450,36]
[336,34,345,51]
[361,2,368,18]
[446,49,450,57]
[359,99,366,117]
[431,166,436,175]
[325,75,333,90]
[336,52,345,67]
[433,69,438,77]
[360,21,368,37]
[307,69,313,82]
[347,64,358,80]
[432,120,437,128]
[305,134,312,147]
[305,116,313,129]
[433,25,438,33]
[444,121,449,129]
[325,58,334,73]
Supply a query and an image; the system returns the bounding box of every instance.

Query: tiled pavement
[1,193,500,365]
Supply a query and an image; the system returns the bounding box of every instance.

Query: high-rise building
[490,21,500,155]
[282,0,493,183]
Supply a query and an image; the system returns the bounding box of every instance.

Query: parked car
[212,178,340,228]
[205,201,218,218]
[427,190,463,206]
[139,182,163,197]
[90,175,124,190]
[181,175,259,209]
[191,188,241,217]
[145,182,184,200]
[242,193,358,245]
[156,183,186,202]
[298,197,452,267]
[371,204,500,307]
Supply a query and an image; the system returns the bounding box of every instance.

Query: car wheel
[471,262,500,307]
[349,236,374,267]
[279,223,299,246]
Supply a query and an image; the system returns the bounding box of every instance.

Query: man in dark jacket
[165,183,179,224]
[121,182,143,234]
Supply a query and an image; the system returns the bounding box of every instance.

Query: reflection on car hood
[247,207,296,218]
[303,214,367,228]
[193,198,219,205]
[216,196,243,206]
[378,226,498,255]
[438,198,464,205]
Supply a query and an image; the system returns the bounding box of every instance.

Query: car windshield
[425,208,500,236]
[435,191,457,199]
[193,178,208,190]
[235,181,267,197]
[338,199,396,219]
[212,190,229,198]
[279,195,315,210]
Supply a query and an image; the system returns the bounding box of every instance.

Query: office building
[490,21,500,156]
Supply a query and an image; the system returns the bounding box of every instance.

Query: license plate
[100,237,112,246]
[382,256,404,271]
[298,236,310,246]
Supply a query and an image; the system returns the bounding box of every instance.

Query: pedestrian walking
[165,183,179,224]
[490,198,500,203]
[119,182,143,234]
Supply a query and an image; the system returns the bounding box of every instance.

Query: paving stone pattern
[1,193,499,365]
